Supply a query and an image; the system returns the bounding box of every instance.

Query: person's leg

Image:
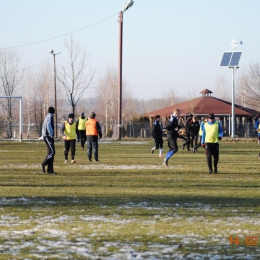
[159,137,164,157]
[64,140,70,162]
[205,143,213,173]
[48,139,55,172]
[190,135,194,148]
[164,138,178,163]
[151,138,157,154]
[87,141,93,161]
[71,140,76,162]
[212,143,219,173]
[93,141,99,161]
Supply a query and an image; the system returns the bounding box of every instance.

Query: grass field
[0,139,260,259]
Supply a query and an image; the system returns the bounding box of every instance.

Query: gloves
[201,143,205,148]
[218,136,222,141]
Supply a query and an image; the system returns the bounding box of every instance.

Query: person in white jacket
[41,107,56,174]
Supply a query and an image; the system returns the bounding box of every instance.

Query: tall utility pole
[50,50,61,138]
[118,0,134,140]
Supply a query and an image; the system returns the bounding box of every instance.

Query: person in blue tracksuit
[162,108,181,167]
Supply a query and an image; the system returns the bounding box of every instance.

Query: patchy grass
[0,139,260,259]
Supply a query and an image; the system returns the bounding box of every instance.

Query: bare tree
[0,47,23,138]
[215,75,230,101]
[237,62,260,111]
[58,36,94,114]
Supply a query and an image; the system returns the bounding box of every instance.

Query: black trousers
[64,139,76,160]
[190,134,198,148]
[78,130,86,148]
[205,143,219,171]
[42,136,55,171]
[182,134,191,150]
[153,135,163,149]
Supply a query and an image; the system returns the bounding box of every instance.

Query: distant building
[144,89,260,137]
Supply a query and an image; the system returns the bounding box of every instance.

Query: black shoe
[192,148,196,153]
[209,170,212,174]
[151,148,154,154]
[40,164,45,173]
[214,168,218,173]
[47,170,57,174]
[182,145,185,150]
[88,158,92,162]
[95,159,99,162]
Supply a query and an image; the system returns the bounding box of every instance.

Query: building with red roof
[144,89,260,137]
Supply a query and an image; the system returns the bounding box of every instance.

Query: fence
[0,120,258,140]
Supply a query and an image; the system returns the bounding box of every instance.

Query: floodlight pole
[118,11,123,140]
[50,51,61,138]
[118,1,134,140]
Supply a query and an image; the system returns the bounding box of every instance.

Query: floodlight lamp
[123,0,134,12]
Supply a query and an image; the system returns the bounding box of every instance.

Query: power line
[15,58,52,72]
[1,13,118,50]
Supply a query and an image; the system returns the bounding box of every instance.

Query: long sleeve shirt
[42,113,54,138]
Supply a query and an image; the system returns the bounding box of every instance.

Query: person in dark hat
[182,114,193,151]
[76,112,87,149]
[40,106,56,174]
[192,116,208,153]
[151,115,164,157]
[85,112,102,162]
[189,115,200,150]
[201,114,223,174]
[61,113,77,164]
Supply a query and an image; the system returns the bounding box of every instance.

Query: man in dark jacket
[162,108,181,167]
[189,115,200,149]
[151,115,164,157]
[85,112,102,162]
[182,114,193,151]
[41,106,56,174]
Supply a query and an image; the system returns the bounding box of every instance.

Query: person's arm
[96,122,102,139]
[46,115,54,138]
[218,122,223,139]
[60,122,66,138]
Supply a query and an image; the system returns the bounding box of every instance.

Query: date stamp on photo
[229,236,259,246]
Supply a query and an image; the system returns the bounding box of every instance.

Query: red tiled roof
[144,95,259,117]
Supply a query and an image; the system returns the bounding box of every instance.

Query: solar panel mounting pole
[220,39,242,138]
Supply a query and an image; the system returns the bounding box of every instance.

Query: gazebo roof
[144,90,260,118]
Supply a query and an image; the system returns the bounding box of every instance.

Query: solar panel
[220,52,232,66]
[229,52,242,66]
[220,51,242,67]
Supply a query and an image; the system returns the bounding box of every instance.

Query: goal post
[0,96,23,141]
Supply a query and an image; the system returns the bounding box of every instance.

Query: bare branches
[58,36,94,114]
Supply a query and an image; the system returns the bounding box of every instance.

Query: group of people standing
[151,109,223,173]
[40,107,102,174]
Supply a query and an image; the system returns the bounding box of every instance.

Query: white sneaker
[71,160,76,164]
[64,160,68,163]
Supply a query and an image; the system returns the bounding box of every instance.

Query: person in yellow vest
[77,112,87,149]
[85,112,102,162]
[201,114,223,174]
[61,113,77,164]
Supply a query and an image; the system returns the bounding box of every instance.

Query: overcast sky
[1,0,259,100]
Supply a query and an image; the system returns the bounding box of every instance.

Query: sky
[1,0,260,100]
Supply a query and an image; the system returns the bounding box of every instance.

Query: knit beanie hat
[48,107,55,114]
[68,113,74,119]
